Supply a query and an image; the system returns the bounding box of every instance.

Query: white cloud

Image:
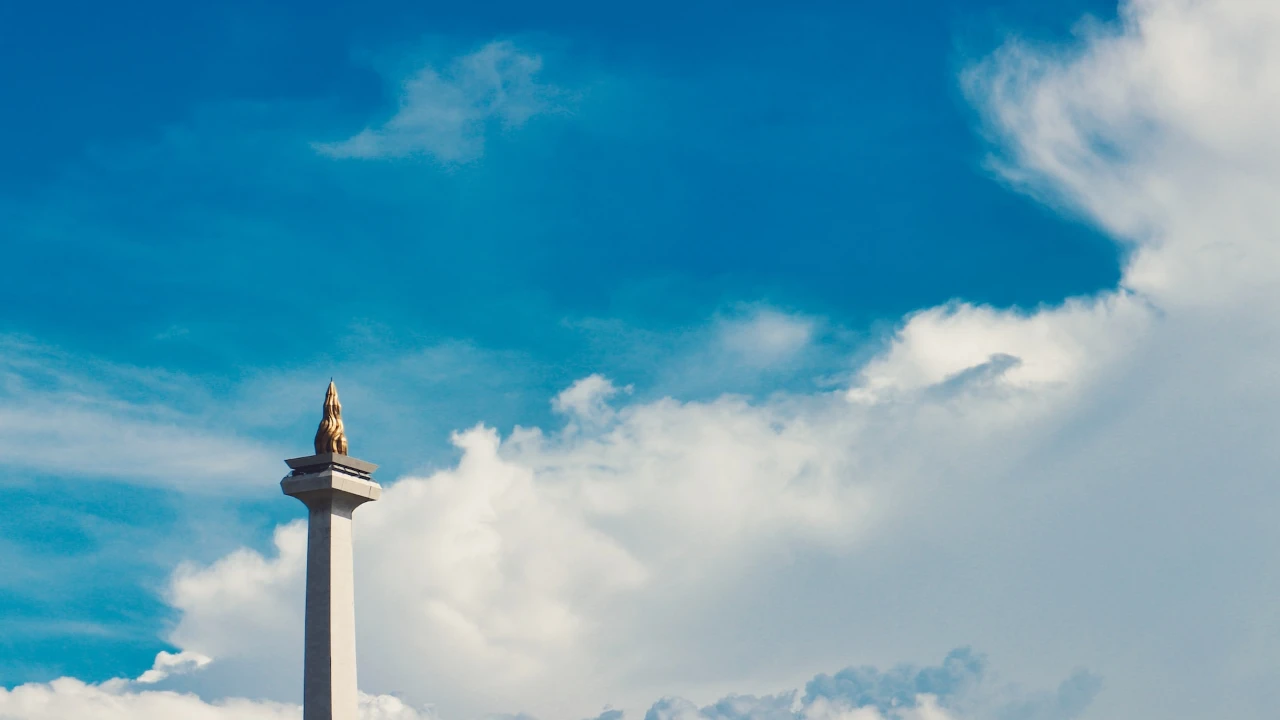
[963,0,1280,306]
[134,651,211,684]
[165,523,307,675]
[848,293,1148,400]
[316,41,566,162]
[553,374,628,424]
[0,678,428,720]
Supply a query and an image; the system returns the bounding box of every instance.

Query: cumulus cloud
[0,678,428,720]
[161,349,1095,718]
[316,41,567,162]
[134,651,212,684]
[553,374,630,425]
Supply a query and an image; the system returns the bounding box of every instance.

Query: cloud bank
[0,648,1093,720]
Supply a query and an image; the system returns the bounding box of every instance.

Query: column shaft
[302,494,360,720]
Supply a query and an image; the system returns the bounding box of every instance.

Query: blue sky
[10,0,1277,718]
[3,0,1120,372]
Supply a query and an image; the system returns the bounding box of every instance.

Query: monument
[282,381,382,720]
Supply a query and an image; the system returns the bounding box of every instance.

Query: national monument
[281,381,382,720]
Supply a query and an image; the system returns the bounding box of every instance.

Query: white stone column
[282,453,381,720]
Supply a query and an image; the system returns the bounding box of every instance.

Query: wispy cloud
[714,307,818,369]
[0,334,538,491]
[315,41,568,162]
[564,305,844,402]
[0,337,280,491]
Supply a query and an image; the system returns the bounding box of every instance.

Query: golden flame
[313,380,349,455]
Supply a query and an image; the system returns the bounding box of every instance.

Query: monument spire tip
[314,380,349,455]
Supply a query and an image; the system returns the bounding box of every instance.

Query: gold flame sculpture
[314,380,349,455]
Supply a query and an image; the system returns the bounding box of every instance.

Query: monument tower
[282,381,382,720]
